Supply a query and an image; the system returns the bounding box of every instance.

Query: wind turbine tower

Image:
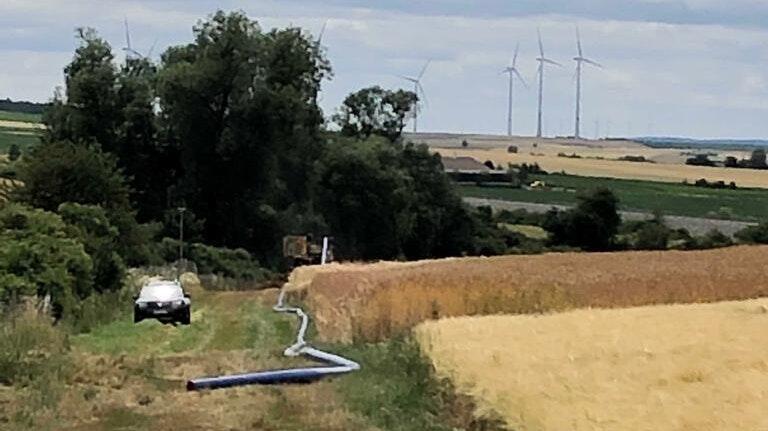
[502,43,527,136]
[536,30,562,138]
[573,27,602,139]
[400,60,430,133]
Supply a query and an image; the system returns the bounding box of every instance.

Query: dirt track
[2,285,375,431]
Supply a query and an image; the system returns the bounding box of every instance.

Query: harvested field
[289,246,768,342]
[438,147,768,188]
[415,298,768,431]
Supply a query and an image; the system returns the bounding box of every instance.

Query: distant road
[464,197,757,237]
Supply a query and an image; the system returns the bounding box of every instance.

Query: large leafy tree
[157,11,331,264]
[334,86,416,142]
[316,137,479,260]
[44,29,171,221]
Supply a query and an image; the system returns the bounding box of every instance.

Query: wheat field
[415,299,768,431]
[289,246,768,342]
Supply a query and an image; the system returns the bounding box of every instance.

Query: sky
[3,0,768,139]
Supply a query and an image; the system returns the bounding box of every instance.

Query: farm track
[464,196,757,236]
[2,284,375,431]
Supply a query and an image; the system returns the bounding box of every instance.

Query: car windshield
[139,283,183,301]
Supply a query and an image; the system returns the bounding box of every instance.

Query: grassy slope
[4,287,488,430]
[460,173,768,221]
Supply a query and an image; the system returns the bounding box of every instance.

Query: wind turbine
[573,26,602,139]
[536,29,562,138]
[502,43,527,136]
[400,60,430,133]
[123,18,157,60]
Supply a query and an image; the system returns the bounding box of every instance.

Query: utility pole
[177,206,186,277]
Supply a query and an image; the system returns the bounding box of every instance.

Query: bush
[543,188,621,251]
[156,238,273,281]
[697,229,733,249]
[0,203,93,318]
[735,223,768,244]
[8,144,21,161]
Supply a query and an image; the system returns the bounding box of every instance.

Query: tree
[157,11,331,264]
[8,144,21,162]
[316,137,479,260]
[0,203,93,317]
[59,203,125,293]
[543,188,621,251]
[14,141,155,265]
[334,86,417,142]
[749,149,767,169]
[316,137,412,259]
[44,28,119,150]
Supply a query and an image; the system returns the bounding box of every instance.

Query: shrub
[156,237,273,281]
[0,203,93,318]
[735,223,768,244]
[696,229,732,249]
[8,144,21,161]
[543,188,621,251]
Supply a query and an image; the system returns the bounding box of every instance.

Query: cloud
[2,1,768,138]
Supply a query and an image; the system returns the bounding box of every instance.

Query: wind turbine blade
[513,42,520,68]
[537,28,544,57]
[542,58,563,67]
[146,38,158,59]
[583,58,603,68]
[576,25,582,57]
[513,69,528,88]
[317,20,328,44]
[418,59,431,80]
[417,82,428,107]
[398,74,418,83]
[125,18,132,51]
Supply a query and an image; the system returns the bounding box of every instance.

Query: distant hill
[0,98,49,115]
[637,137,768,152]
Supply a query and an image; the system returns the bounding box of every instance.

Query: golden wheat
[415,299,768,431]
[293,246,768,342]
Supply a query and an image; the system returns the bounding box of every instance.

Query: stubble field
[409,133,768,188]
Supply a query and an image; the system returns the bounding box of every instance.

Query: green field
[460,174,768,222]
[0,109,43,123]
[0,110,42,153]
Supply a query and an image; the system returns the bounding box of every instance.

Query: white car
[133,280,191,325]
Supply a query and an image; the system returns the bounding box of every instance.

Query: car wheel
[180,307,191,325]
[134,310,143,324]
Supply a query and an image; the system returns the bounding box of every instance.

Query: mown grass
[460,173,768,221]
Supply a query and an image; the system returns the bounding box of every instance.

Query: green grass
[0,128,41,153]
[335,337,505,431]
[460,173,768,221]
[0,110,42,123]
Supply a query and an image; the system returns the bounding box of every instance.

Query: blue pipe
[187,285,360,391]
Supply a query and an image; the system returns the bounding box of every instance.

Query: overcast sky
[3,0,768,139]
